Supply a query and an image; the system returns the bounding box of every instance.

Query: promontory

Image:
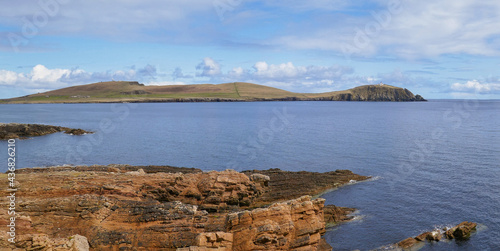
[0,81,426,104]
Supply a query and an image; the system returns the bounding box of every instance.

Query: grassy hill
[0,81,425,103]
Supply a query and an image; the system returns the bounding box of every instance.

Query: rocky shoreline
[0,123,92,140]
[0,165,369,250]
[375,221,478,250]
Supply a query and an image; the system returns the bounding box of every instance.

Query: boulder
[446,221,477,240]
[398,237,418,249]
[426,230,442,241]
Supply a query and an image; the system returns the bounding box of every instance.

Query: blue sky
[1,0,500,99]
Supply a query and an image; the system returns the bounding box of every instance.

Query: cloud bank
[0,64,158,93]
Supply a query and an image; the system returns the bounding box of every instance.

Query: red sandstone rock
[398,237,418,249]
[446,221,477,240]
[0,165,355,250]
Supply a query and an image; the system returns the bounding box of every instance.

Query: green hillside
[0,81,425,103]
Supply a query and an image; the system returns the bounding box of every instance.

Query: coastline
[0,164,368,250]
[0,82,427,104]
[0,97,427,104]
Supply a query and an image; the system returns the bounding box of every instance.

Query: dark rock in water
[389,221,477,250]
[425,231,443,241]
[64,128,88,135]
[415,232,430,241]
[0,123,92,140]
[398,237,418,249]
[446,221,477,240]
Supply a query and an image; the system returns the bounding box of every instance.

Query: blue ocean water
[0,100,499,250]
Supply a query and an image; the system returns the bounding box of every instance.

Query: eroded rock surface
[1,165,366,250]
[242,169,369,206]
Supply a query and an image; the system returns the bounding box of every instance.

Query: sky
[1,0,500,99]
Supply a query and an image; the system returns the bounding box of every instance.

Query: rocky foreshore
[0,165,368,250]
[0,123,92,140]
[373,221,478,250]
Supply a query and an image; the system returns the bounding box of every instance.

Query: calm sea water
[1,101,499,250]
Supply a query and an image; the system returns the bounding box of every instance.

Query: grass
[24,95,71,101]
[103,92,241,99]
[0,81,413,104]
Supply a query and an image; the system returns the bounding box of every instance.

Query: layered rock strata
[0,165,368,250]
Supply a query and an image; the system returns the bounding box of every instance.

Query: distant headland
[0,81,426,104]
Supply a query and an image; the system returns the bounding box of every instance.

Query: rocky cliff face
[180,196,328,251]
[0,165,368,250]
[312,85,427,102]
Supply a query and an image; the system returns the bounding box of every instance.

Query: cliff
[308,84,427,101]
[0,165,368,250]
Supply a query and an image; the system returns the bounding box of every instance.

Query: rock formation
[387,221,478,250]
[0,123,92,140]
[309,85,427,102]
[445,221,477,240]
[0,165,368,250]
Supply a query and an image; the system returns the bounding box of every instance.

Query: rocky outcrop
[243,169,369,206]
[0,165,364,250]
[181,196,328,251]
[323,205,356,227]
[310,85,427,102]
[381,221,478,250]
[0,123,92,140]
[445,221,477,240]
[228,196,326,251]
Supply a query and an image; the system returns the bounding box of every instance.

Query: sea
[0,100,499,250]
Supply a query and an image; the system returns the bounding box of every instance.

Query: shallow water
[1,100,498,250]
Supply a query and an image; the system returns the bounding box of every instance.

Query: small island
[0,81,426,104]
[0,123,92,140]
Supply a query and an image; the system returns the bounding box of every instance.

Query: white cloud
[228,67,245,78]
[146,81,186,86]
[272,0,500,58]
[31,64,70,82]
[196,57,221,77]
[0,64,158,92]
[451,80,500,93]
[202,60,358,92]
[253,62,307,79]
[0,70,24,86]
[0,1,214,41]
[3,0,499,59]
[172,67,193,80]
